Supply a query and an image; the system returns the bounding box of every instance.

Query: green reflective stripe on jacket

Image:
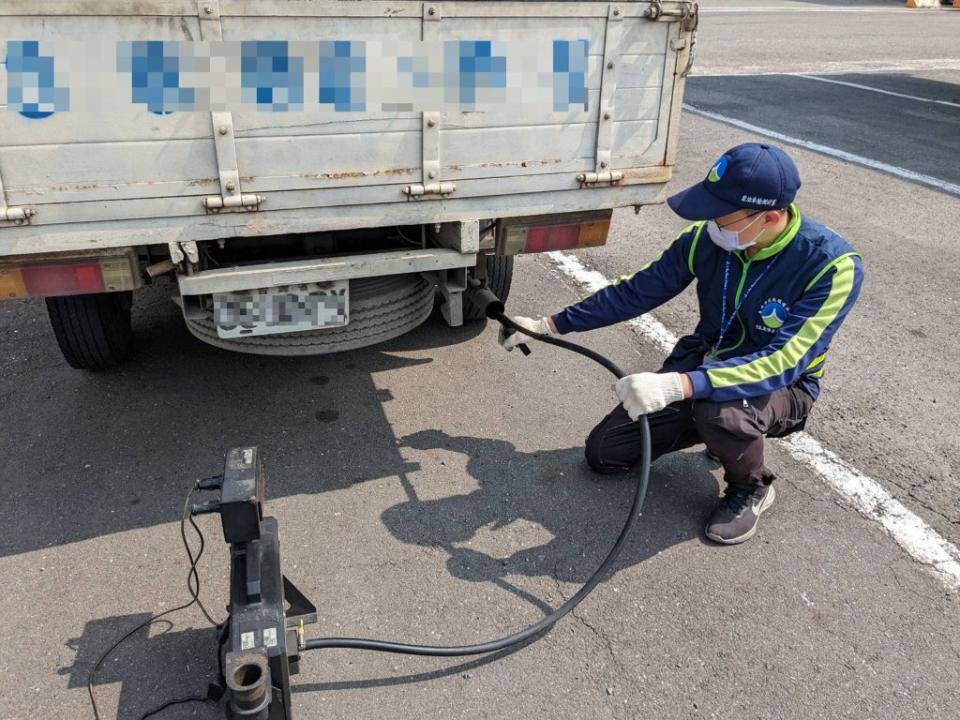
[687,222,705,276]
[706,254,858,389]
[806,353,826,370]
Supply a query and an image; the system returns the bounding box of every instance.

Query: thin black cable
[139,696,215,719]
[184,511,222,628]
[88,487,223,720]
[304,315,651,657]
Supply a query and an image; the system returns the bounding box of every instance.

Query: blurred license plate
[213,281,349,338]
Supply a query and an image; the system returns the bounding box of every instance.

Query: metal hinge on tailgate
[403,112,456,199]
[577,170,623,187]
[0,206,36,227]
[577,171,624,187]
[197,1,263,214]
[642,1,697,22]
[202,111,263,213]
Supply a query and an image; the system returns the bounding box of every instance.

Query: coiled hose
[303,286,651,657]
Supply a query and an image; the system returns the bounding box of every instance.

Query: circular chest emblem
[707,156,729,183]
[760,299,788,329]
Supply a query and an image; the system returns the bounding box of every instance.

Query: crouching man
[500,143,864,544]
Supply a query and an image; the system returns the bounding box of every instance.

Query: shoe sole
[704,486,776,545]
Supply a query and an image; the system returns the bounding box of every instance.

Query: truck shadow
[288,435,720,695]
[0,296,485,558]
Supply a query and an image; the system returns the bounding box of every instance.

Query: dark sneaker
[705,484,776,545]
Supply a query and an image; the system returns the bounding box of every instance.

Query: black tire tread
[45,292,133,370]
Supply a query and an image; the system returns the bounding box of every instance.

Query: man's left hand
[615,372,686,420]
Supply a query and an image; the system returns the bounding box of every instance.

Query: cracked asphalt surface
[2,1,959,718]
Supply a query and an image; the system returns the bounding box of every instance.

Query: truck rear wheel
[464,255,514,321]
[45,292,134,370]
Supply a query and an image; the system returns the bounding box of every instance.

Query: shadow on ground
[1,287,485,558]
[61,614,222,720]
[43,286,725,707]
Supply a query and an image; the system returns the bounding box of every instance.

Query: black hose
[494,311,627,379]
[303,311,651,657]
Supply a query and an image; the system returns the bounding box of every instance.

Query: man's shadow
[383,429,720,588]
[289,430,721,695]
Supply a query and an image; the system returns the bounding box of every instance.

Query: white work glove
[615,372,685,420]
[498,315,554,351]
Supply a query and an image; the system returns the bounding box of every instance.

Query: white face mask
[706,212,766,252]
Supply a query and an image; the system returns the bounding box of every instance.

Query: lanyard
[712,251,780,357]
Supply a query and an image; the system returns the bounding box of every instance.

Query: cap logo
[707,156,728,183]
[741,195,777,207]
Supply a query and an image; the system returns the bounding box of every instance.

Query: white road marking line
[783,433,960,591]
[795,74,960,109]
[694,58,960,78]
[545,250,960,591]
[682,104,960,197]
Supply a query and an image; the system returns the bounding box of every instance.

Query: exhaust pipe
[464,281,505,319]
[464,280,530,355]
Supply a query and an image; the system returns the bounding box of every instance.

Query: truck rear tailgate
[0,1,697,254]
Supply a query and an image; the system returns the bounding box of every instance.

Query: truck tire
[45,292,134,370]
[185,273,434,356]
[464,255,514,321]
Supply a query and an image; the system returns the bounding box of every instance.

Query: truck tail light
[0,252,139,299]
[497,210,612,255]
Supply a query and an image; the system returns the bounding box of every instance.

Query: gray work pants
[583,384,814,487]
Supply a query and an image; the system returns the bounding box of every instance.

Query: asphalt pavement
[2,2,960,719]
[684,72,960,185]
[3,266,959,720]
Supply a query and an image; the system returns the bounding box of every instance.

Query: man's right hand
[498,315,555,351]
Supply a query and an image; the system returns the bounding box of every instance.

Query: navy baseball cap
[667,143,801,221]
